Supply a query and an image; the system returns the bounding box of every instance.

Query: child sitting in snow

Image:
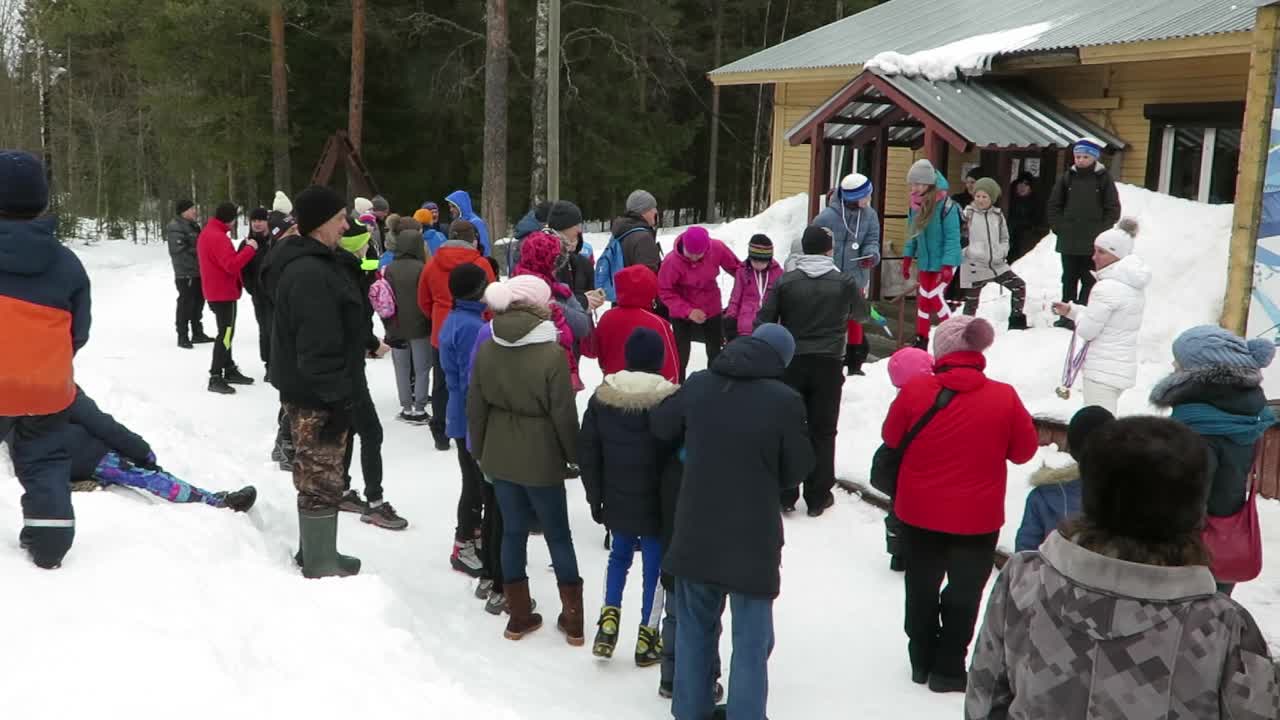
[724,234,783,340]
[960,178,1028,330]
[1014,406,1114,552]
[41,386,256,511]
[879,347,935,571]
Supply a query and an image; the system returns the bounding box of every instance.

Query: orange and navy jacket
[0,216,91,416]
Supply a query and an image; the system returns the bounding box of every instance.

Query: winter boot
[1007,313,1029,331]
[191,329,215,344]
[361,501,409,530]
[297,508,361,579]
[337,490,368,514]
[1053,316,1076,331]
[224,366,255,386]
[635,625,662,667]
[431,429,451,452]
[889,555,905,572]
[557,580,586,647]
[220,486,258,512]
[177,333,194,350]
[911,335,930,351]
[659,680,724,702]
[928,673,967,694]
[451,540,485,577]
[475,578,494,600]
[503,580,543,640]
[592,606,621,658]
[845,341,869,376]
[208,376,236,395]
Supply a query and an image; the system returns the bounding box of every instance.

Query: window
[1145,103,1244,205]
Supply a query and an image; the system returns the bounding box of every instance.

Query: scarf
[1171,403,1276,445]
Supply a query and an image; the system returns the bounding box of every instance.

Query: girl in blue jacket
[902,159,962,349]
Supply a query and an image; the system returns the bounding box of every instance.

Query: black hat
[0,150,48,218]
[176,199,195,216]
[293,185,346,236]
[449,219,479,246]
[1067,406,1115,461]
[449,263,490,302]
[800,225,834,255]
[533,201,554,223]
[625,327,666,374]
[249,207,270,222]
[268,211,296,239]
[214,202,238,224]
[965,168,984,181]
[547,200,583,232]
[1079,417,1211,543]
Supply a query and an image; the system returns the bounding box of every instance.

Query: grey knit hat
[1171,325,1276,371]
[371,195,390,213]
[907,159,938,186]
[626,189,658,215]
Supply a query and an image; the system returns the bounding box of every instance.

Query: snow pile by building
[865,22,1053,80]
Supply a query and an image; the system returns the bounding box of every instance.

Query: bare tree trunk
[270,0,291,193]
[705,0,723,221]
[530,0,548,206]
[482,0,509,242]
[349,0,366,153]
[748,0,772,215]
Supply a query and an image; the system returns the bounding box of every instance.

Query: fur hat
[1066,405,1115,462]
[678,226,711,256]
[888,347,933,389]
[249,207,270,222]
[449,263,490,302]
[973,177,1001,203]
[839,173,873,203]
[1079,416,1211,542]
[176,199,195,216]
[748,234,774,262]
[214,202,238,224]
[484,275,552,313]
[547,200,583,231]
[907,159,937,186]
[626,190,658,215]
[1171,325,1277,371]
[625,327,666,374]
[931,316,995,359]
[293,185,346,237]
[800,225,834,255]
[1094,217,1140,259]
[449,219,479,246]
[272,190,293,215]
[752,323,796,367]
[0,150,48,218]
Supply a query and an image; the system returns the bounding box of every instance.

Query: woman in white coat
[1051,219,1147,414]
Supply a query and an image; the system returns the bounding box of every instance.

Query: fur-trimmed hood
[595,371,678,412]
[1029,462,1079,488]
[1149,365,1264,408]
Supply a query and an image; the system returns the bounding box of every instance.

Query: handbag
[1202,444,1264,584]
[870,387,956,497]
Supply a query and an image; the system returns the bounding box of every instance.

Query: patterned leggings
[93,452,224,506]
[961,270,1026,317]
[915,271,952,341]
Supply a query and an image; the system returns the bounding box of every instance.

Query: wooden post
[808,127,825,221]
[270,0,291,194]
[1223,5,1280,334]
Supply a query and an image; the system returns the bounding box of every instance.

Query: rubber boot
[557,580,586,646]
[297,508,361,579]
[503,579,543,640]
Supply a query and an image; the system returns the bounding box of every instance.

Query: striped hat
[748,234,774,262]
[1074,137,1105,159]
[839,173,873,203]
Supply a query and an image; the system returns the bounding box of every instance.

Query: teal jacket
[904,173,963,272]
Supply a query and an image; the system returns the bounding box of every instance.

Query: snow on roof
[864,22,1053,81]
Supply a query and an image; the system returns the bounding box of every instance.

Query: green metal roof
[713,0,1255,77]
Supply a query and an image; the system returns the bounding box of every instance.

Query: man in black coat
[266,185,366,579]
[241,207,274,378]
[1046,137,1122,328]
[165,199,212,348]
[651,323,814,720]
[756,225,866,517]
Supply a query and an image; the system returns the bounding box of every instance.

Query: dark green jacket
[468,303,579,487]
[1047,163,1122,256]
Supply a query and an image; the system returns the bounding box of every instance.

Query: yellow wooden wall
[771,79,849,203]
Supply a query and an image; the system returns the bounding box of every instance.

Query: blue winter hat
[1172,325,1276,371]
[839,173,873,203]
[625,327,666,374]
[0,150,49,218]
[752,323,796,368]
[1074,137,1104,159]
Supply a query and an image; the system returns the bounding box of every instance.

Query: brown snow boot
[557,579,586,646]
[503,579,543,640]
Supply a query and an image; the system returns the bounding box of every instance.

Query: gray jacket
[967,531,1279,719]
[961,206,1011,288]
[799,199,881,289]
[165,217,200,278]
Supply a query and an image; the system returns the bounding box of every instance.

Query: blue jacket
[439,299,488,439]
[810,199,881,289]
[446,190,491,257]
[1014,464,1082,553]
[423,228,447,257]
[904,173,963,272]
[65,386,153,481]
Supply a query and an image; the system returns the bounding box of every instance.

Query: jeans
[1082,378,1122,415]
[174,277,206,340]
[492,479,580,584]
[780,354,843,511]
[391,338,432,413]
[604,533,665,627]
[672,316,725,384]
[342,391,385,502]
[94,452,222,506]
[429,346,449,439]
[208,300,237,377]
[455,445,485,542]
[0,412,74,568]
[1060,253,1096,305]
[661,582,723,692]
[674,578,774,720]
[901,524,997,680]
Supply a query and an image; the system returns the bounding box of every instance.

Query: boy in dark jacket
[1046,138,1122,326]
[580,328,681,665]
[1014,405,1113,553]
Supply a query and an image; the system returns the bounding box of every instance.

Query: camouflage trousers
[285,403,350,511]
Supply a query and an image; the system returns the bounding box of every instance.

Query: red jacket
[418,242,497,348]
[882,351,1037,535]
[586,265,679,384]
[197,219,257,302]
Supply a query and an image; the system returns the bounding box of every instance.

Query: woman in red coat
[196,203,258,394]
[880,315,1037,694]
[586,265,679,384]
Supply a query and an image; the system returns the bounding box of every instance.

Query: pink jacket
[725,260,782,336]
[658,238,740,320]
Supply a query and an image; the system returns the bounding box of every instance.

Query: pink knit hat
[887,347,934,389]
[931,316,995,359]
[484,275,551,313]
[679,226,711,256]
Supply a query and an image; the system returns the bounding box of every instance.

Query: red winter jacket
[586,265,679,384]
[418,241,497,348]
[197,219,257,302]
[882,351,1038,535]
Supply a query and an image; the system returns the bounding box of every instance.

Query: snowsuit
[1013,463,1081,553]
[882,350,1038,683]
[658,237,740,382]
[165,216,206,342]
[1047,162,1122,305]
[384,223,431,415]
[196,218,256,379]
[905,175,962,342]
[725,259,782,338]
[960,205,1025,318]
[446,190,491,256]
[1066,254,1151,413]
[966,531,1280,719]
[580,370,681,631]
[0,214,91,569]
[440,299,488,545]
[586,265,679,384]
[809,198,882,361]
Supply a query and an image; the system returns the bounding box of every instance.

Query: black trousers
[175,277,205,339]
[208,301,237,377]
[481,479,504,594]
[780,354,844,510]
[901,524,997,680]
[429,346,448,439]
[455,444,485,541]
[1060,254,1096,305]
[672,316,725,384]
[342,390,385,502]
[251,294,272,367]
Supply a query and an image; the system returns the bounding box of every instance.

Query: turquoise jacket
[904,172,963,272]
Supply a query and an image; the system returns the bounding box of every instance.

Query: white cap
[272,190,293,215]
[1094,218,1140,259]
[353,197,373,214]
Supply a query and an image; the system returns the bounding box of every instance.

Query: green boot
[298,508,361,578]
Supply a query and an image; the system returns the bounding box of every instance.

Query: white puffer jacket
[1067,254,1151,390]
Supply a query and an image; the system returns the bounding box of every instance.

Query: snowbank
[865,22,1053,81]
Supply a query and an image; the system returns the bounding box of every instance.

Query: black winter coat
[64,387,152,480]
[165,217,200,279]
[1047,163,1122,256]
[265,235,367,410]
[651,336,815,597]
[612,213,662,275]
[755,262,866,360]
[557,233,596,311]
[240,230,273,298]
[579,370,681,537]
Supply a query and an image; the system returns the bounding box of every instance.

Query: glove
[590,504,604,525]
[319,403,352,445]
[564,463,581,480]
[137,452,160,471]
[859,258,875,269]
[901,257,913,280]
[941,266,955,284]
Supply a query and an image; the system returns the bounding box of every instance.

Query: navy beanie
[0,150,49,218]
[753,323,796,367]
[449,263,490,302]
[1066,405,1115,462]
[625,327,666,374]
